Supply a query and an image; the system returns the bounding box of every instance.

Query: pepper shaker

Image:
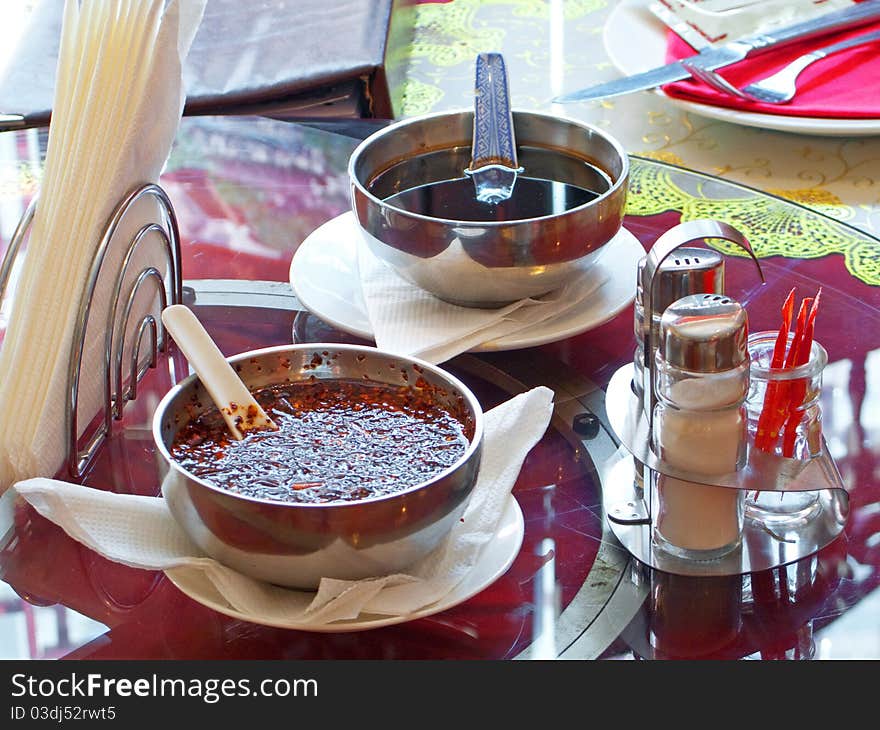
[638,220,763,418]
[633,247,725,398]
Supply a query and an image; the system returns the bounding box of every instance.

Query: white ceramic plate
[166,496,524,633]
[289,212,642,351]
[605,0,880,136]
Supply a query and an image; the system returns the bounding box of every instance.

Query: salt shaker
[633,247,724,399]
[651,293,749,561]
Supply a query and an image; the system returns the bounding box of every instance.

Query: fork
[681,29,880,104]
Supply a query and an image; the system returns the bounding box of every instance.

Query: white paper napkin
[659,0,854,44]
[13,386,554,626]
[356,219,610,364]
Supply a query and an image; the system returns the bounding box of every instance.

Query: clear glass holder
[744,331,827,528]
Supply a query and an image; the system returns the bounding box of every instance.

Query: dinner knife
[554,0,880,103]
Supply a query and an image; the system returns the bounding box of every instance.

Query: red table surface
[0,116,878,660]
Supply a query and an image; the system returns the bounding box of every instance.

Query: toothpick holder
[0,183,183,478]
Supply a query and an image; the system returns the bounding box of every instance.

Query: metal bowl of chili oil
[153,343,483,589]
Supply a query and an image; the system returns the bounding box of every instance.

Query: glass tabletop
[0,115,877,660]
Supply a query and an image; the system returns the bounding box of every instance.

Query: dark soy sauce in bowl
[370,146,614,222]
[384,176,603,222]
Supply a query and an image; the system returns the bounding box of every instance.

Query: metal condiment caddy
[603,220,848,577]
[0,183,182,478]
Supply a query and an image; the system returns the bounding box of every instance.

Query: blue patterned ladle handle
[465,52,523,205]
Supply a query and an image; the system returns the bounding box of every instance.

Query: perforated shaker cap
[637,246,725,316]
[660,293,748,372]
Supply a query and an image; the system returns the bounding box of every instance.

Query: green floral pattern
[398,0,606,115]
[627,161,880,286]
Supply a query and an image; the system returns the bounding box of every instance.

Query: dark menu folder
[0,0,412,129]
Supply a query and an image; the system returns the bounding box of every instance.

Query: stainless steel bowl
[350,109,629,307]
[153,343,483,589]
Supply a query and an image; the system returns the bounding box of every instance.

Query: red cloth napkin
[662,21,880,117]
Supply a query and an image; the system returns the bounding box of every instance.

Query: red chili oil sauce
[170,379,473,504]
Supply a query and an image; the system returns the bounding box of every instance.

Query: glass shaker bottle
[651,293,750,561]
[634,248,725,399]
[633,247,725,493]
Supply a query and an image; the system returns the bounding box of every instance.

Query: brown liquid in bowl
[383,176,604,222]
[170,380,473,504]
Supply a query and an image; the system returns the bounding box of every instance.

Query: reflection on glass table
[0,116,877,659]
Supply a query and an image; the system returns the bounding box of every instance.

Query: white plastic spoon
[161,304,277,440]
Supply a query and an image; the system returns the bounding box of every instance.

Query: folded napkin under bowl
[13,385,553,626]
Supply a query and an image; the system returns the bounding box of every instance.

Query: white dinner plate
[604,0,880,137]
[289,212,642,351]
[166,496,524,632]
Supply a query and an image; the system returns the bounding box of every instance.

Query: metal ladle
[464,52,524,204]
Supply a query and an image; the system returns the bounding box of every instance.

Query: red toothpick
[785,296,811,369]
[759,296,810,452]
[755,288,795,450]
[771,288,796,369]
[781,289,822,457]
[763,297,812,449]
